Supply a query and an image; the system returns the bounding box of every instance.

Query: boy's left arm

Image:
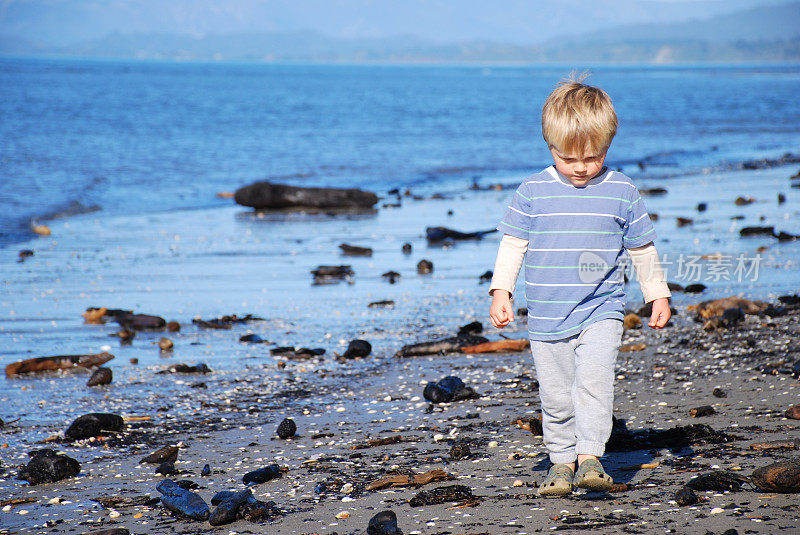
[627,242,671,329]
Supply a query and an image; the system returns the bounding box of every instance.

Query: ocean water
[1,59,800,246]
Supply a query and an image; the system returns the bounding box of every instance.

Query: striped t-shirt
[498,165,656,341]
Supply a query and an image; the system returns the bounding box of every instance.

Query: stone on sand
[65,413,124,440]
[16,449,80,485]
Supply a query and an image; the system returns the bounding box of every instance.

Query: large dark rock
[65,413,124,440]
[423,376,479,403]
[16,449,80,485]
[242,464,282,485]
[156,478,210,521]
[674,486,698,506]
[368,510,403,535]
[210,488,254,526]
[342,339,372,359]
[235,181,378,210]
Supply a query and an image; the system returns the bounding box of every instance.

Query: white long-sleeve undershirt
[489,234,671,303]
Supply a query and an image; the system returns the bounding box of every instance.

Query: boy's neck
[552,166,609,187]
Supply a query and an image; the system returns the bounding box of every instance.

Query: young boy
[489,77,671,496]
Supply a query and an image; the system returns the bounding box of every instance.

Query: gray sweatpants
[530,318,624,464]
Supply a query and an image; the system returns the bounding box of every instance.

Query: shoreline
[1,163,799,533]
[1,308,798,534]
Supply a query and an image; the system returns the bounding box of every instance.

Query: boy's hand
[648,297,671,329]
[490,290,514,328]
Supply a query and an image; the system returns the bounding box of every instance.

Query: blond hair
[542,74,618,155]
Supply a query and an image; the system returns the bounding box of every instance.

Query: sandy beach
[1,163,799,534]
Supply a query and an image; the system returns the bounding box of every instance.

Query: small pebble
[710,507,725,514]
[336,511,350,519]
[512,479,524,487]
[488,441,499,448]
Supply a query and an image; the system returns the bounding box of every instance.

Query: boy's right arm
[489,234,528,328]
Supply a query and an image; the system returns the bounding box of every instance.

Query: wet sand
[1,164,799,534]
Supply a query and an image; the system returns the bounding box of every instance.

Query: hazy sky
[0,0,787,45]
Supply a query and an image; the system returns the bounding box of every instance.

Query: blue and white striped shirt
[498,166,656,341]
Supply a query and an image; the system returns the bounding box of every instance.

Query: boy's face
[550,146,607,187]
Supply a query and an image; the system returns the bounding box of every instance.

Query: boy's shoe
[538,463,574,497]
[573,458,614,491]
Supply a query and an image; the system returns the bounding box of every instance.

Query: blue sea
[1,59,800,247]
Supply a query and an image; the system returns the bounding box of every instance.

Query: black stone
[684,283,707,293]
[457,321,483,336]
[156,461,177,475]
[242,464,282,485]
[423,376,479,404]
[210,488,254,526]
[65,413,124,440]
[158,363,211,374]
[311,265,354,284]
[239,333,267,343]
[342,339,372,359]
[277,418,297,439]
[675,486,698,506]
[368,510,403,535]
[156,478,210,521]
[16,449,80,485]
[211,491,237,506]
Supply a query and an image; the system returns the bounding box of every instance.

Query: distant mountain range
[1,1,798,63]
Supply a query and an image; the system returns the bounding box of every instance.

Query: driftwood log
[366,469,453,491]
[461,339,528,353]
[6,353,114,377]
[234,181,378,210]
